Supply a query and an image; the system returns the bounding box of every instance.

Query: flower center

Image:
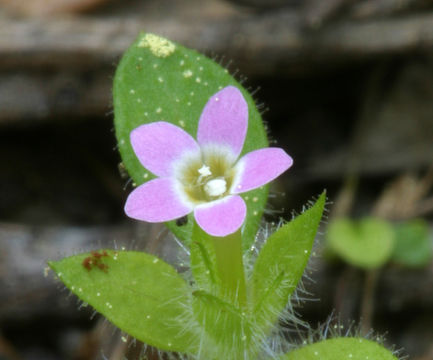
[175,146,237,204]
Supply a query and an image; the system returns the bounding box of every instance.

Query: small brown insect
[82,250,110,272]
[82,257,94,271]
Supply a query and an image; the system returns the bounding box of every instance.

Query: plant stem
[211,230,247,308]
[360,269,379,335]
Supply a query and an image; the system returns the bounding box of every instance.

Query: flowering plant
[49,34,401,360]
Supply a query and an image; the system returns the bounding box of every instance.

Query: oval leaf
[327,217,395,269]
[113,33,269,248]
[49,250,198,353]
[282,337,398,360]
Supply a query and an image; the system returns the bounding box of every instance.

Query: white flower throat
[176,147,237,204]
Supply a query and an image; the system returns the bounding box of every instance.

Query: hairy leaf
[252,192,326,331]
[281,337,398,360]
[192,290,255,360]
[49,250,197,353]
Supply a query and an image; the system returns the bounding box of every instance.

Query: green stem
[211,230,247,307]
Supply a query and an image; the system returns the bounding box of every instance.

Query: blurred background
[1,0,432,359]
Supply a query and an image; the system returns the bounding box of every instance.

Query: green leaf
[113,33,269,248]
[327,217,395,269]
[49,250,198,353]
[281,337,398,360]
[392,219,432,267]
[192,290,255,360]
[190,221,218,292]
[251,192,326,331]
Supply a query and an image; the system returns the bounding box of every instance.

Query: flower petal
[131,122,200,177]
[197,86,248,158]
[125,178,193,222]
[232,148,293,194]
[194,195,246,237]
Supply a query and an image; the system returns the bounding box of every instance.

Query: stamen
[198,165,212,177]
[204,178,227,197]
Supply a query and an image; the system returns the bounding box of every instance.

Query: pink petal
[197,86,248,158]
[125,178,192,222]
[131,122,200,177]
[194,195,246,237]
[232,148,293,194]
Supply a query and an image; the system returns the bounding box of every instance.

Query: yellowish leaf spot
[138,34,176,58]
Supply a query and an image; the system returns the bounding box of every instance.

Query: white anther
[204,178,227,197]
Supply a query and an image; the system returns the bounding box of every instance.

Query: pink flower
[124,86,293,237]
